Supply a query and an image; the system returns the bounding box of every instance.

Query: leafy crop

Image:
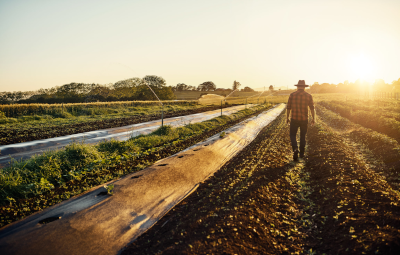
[0,100,198,118]
[0,104,240,145]
[320,100,400,142]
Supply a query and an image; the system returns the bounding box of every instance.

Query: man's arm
[287,108,291,124]
[309,95,315,126]
[287,94,292,125]
[310,108,315,126]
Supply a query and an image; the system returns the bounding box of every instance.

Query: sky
[0,0,399,92]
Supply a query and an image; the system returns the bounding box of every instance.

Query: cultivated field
[0,104,273,228]
[122,94,400,254]
[0,94,289,146]
[1,93,399,254]
[0,103,234,146]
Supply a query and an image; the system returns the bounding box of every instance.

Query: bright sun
[348,53,375,81]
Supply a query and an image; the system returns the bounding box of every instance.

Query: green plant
[105,184,114,195]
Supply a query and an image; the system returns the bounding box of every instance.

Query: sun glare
[348,53,375,81]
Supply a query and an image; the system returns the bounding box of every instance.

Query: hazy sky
[1,0,399,92]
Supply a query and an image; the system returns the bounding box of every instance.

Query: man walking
[286,80,315,161]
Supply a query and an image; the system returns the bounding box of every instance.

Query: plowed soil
[121,108,400,254]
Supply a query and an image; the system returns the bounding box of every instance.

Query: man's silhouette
[286,80,315,161]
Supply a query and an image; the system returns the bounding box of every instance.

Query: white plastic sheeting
[0,104,286,255]
[0,105,252,167]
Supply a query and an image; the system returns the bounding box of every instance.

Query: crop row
[0,104,272,228]
[0,100,198,118]
[319,101,400,143]
[316,104,400,191]
[0,104,237,145]
[299,118,400,254]
[320,99,400,116]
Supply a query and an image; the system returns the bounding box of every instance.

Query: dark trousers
[290,119,308,153]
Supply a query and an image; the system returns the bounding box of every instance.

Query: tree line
[0,78,255,104]
[173,80,254,93]
[0,75,176,104]
[308,78,400,93]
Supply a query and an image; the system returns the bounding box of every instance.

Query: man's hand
[311,119,315,126]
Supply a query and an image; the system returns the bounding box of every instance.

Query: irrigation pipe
[143,77,164,127]
[224,89,239,101]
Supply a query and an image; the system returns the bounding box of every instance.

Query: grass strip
[0,104,272,228]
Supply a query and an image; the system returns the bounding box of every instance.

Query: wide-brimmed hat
[294,80,309,87]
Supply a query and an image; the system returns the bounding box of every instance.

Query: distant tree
[392,78,400,92]
[134,85,176,100]
[198,81,216,91]
[0,91,30,103]
[309,82,320,93]
[336,83,346,92]
[373,79,385,88]
[0,74,179,104]
[88,85,112,100]
[112,78,142,98]
[268,85,274,91]
[320,83,333,93]
[232,80,241,91]
[143,75,167,89]
[113,77,143,89]
[243,86,255,92]
[176,83,189,91]
[56,83,93,97]
[135,75,175,100]
[373,79,392,92]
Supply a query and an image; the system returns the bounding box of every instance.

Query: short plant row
[0,100,198,118]
[319,100,400,143]
[0,104,238,145]
[302,118,400,254]
[316,104,400,191]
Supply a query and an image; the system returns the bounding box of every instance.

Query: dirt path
[122,108,400,254]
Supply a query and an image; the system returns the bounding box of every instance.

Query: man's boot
[293,149,299,161]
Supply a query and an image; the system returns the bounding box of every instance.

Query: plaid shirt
[287,90,314,121]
